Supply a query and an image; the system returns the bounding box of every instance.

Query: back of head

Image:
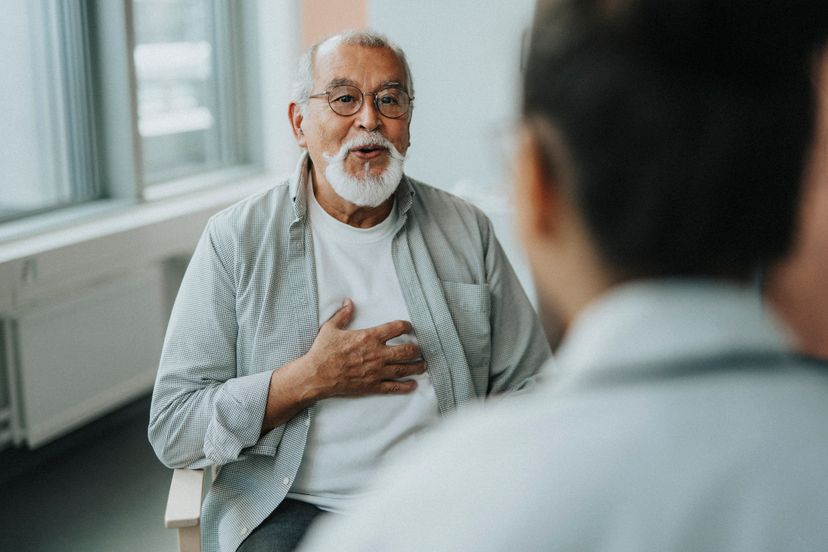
[523,0,828,281]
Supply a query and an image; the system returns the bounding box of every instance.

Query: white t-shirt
[287,184,440,512]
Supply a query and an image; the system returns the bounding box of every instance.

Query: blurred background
[0,1,536,550]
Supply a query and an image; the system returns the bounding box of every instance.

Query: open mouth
[351,145,388,159]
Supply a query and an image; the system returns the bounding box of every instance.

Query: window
[0,0,255,226]
[0,1,99,223]
[133,0,246,185]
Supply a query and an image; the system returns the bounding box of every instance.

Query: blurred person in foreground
[149,29,550,552]
[767,48,828,360]
[299,1,828,551]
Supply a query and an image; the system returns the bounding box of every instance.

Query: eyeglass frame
[307,84,414,119]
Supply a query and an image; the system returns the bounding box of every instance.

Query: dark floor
[0,396,178,552]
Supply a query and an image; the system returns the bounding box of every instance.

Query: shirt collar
[289,151,311,220]
[289,150,415,221]
[549,279,793,390]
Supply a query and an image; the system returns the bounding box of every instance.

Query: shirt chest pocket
[440,280,492,371]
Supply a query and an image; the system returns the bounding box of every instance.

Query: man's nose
[354,95,381,131]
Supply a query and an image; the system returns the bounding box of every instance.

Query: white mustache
[322,133,405,163]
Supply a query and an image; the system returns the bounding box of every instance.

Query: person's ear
[514,126,562,243]
[289,102,307,148]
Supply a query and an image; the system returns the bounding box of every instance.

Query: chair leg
[178,524,201,552]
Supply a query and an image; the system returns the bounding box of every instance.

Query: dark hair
[523,0,828,280]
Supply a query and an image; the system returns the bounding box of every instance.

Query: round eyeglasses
[308,85,413,119]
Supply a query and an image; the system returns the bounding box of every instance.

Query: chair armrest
[165,468,205,529]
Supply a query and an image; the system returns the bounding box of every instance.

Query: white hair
[322,132,406,207]
[292,30,415,114]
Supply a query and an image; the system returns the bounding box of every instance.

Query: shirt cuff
[203,370,274,464]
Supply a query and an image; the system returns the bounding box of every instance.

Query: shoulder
[207,180,292,236]
[193,179,293,268]
[306,362,828,551]
[389,395,573,511]
[200,180,291,254]
[301,395,571,552]
[405,176,495,250]
[407,176,492,227]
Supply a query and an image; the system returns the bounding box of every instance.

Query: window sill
[0,169,282,308]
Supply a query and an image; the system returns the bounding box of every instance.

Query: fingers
[326,298,355,330]
[372,319,414,342]
[384,360,427,379]
[375,379,418,394]
[326,360,426,399]
[386,342,422,363]
[343,361,426,396]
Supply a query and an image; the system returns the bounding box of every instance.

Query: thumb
[326,298,354,329]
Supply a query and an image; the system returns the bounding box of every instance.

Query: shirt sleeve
[148,219,284,469]
[483,217,553,395]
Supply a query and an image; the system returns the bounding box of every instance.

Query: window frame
[0,0,263,232]
[0,0,100,225]
[95,0,262,202]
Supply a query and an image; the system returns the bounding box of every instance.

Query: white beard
[323,133,406,207]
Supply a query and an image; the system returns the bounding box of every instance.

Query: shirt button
[240,527,248,536]
[283,477,290,486]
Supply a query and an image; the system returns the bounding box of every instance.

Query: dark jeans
[236,498,325,552]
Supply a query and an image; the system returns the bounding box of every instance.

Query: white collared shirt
[301,280,828,552]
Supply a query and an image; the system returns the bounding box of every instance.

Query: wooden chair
[165,468,207,552]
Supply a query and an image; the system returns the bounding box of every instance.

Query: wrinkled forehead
[312,42,407,91]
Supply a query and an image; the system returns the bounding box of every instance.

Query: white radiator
[2,267,164,447]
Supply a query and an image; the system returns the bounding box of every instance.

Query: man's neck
[310,166,394,228]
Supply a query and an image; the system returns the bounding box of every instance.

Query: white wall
[367,0,535,192]
[367,0,538,302]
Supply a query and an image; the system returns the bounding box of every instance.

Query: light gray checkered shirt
[149,153,551,552]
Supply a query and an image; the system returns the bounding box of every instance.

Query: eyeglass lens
[327,85,409,118]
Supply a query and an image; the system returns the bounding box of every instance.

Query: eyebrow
[327,77,359,88]
[325,78,405,91]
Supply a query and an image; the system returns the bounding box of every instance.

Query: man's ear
[514,127,561,243]
[289,102,307,148]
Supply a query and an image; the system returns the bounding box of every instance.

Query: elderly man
[149,30,549,552]
[300,2,828,551]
